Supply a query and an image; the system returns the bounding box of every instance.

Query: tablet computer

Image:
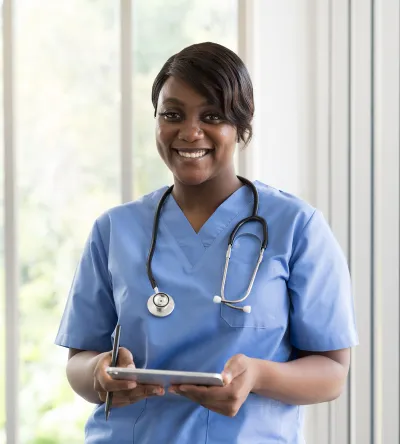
[106,367,224,387]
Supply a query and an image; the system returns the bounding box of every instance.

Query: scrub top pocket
[219,232,290,329]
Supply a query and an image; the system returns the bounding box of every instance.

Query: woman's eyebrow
[162,97,185,106]
[162,97,212,107]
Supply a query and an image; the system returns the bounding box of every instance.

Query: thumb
[116,347,135,368]
[221,354,248,385]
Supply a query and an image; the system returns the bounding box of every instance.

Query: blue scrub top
[55,181,358,443]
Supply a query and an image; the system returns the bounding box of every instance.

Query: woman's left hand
[169,354,257,417]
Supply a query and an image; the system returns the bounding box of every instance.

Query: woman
[56,42,358,443]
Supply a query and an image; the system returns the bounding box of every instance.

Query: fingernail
[152,388,162,395]
[168,388,178,395]
[222,371,232,384]
[179,387,187,392]
[127,364,135,368]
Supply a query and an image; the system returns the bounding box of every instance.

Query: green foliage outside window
[0,1,236,442]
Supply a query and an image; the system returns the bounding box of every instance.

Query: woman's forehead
[158,76,211,108]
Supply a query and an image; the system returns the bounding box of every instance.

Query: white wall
[241,1,400,443]
[248,0,316,205]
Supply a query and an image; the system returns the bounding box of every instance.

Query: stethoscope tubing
[146,176,268,314]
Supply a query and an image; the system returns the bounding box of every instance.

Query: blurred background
[0,0,399,443]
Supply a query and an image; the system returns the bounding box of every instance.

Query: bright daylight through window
[0,0,237,442]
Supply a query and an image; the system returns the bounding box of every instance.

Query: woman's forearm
[251,354,348,405]
[66,350,104,404]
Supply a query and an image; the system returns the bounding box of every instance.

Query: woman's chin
[173,169,212,187]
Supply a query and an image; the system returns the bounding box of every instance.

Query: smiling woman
[155,78,238,191]
[56,42,358,443]
[152,43,254,230]
[152,42,254,146]
[155,76,237,187]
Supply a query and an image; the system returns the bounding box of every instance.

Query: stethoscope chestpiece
[147,292,175,317]
[145,179,267,317]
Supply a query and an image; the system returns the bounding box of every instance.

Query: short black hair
[152,42,254,146]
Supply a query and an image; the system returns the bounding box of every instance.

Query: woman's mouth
[174,149,213,159]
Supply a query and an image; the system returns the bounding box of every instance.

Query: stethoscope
[146,176,268,317]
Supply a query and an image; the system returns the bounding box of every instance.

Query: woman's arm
[169,350,350,417]
[66,347,164,406]
[251,348,350,405]
[66,348,105,404]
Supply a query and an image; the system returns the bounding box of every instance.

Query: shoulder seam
[288,209,317,268]
[94,219,113,290]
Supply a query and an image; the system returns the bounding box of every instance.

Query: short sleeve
[55,219,117,352]
[288,210,359,351]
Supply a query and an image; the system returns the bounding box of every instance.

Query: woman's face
[155,76,237,186]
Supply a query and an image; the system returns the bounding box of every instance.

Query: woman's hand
[93,347,165,407]
[169,354,257,417]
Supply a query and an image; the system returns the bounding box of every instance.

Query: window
[1,1,237,441]
[0,8,5,444]
[131,0,238,197]
[15,1,121,442]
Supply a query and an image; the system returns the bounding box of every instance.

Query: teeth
[177,150,207,158]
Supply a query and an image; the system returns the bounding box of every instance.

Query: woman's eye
[159,112,181,121]
[204,114,223,122]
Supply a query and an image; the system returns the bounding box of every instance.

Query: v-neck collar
[160,183,254,268]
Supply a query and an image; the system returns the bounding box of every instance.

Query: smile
[175,149,212,159]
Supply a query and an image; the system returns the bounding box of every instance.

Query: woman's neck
[172,170,243,218]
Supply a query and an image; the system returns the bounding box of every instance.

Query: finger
[95,351,112,387]
[173,389,216,407]
[97,348,138,390]
[98,390,107,403]
[110,391,163,408]
[112,388,143,399]
[97,374,138,393]
[221,354,248,385]
[113,385,164,399]
[170,385,223,404]
[169,383,223,392]
[95,355,137,393]
[116,347,135,368]
[176,385,225,397]
[168,387,235,415]
[100,385,165,406]
[99,378,137,393]
[131,384,164,398]
[169,385,179,394]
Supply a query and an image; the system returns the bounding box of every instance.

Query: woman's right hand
[93,347,165,407]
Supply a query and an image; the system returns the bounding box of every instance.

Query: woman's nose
[178,122,204,143]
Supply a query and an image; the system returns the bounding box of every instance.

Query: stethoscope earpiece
[213,295,251,313]
[146,177,268,318]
